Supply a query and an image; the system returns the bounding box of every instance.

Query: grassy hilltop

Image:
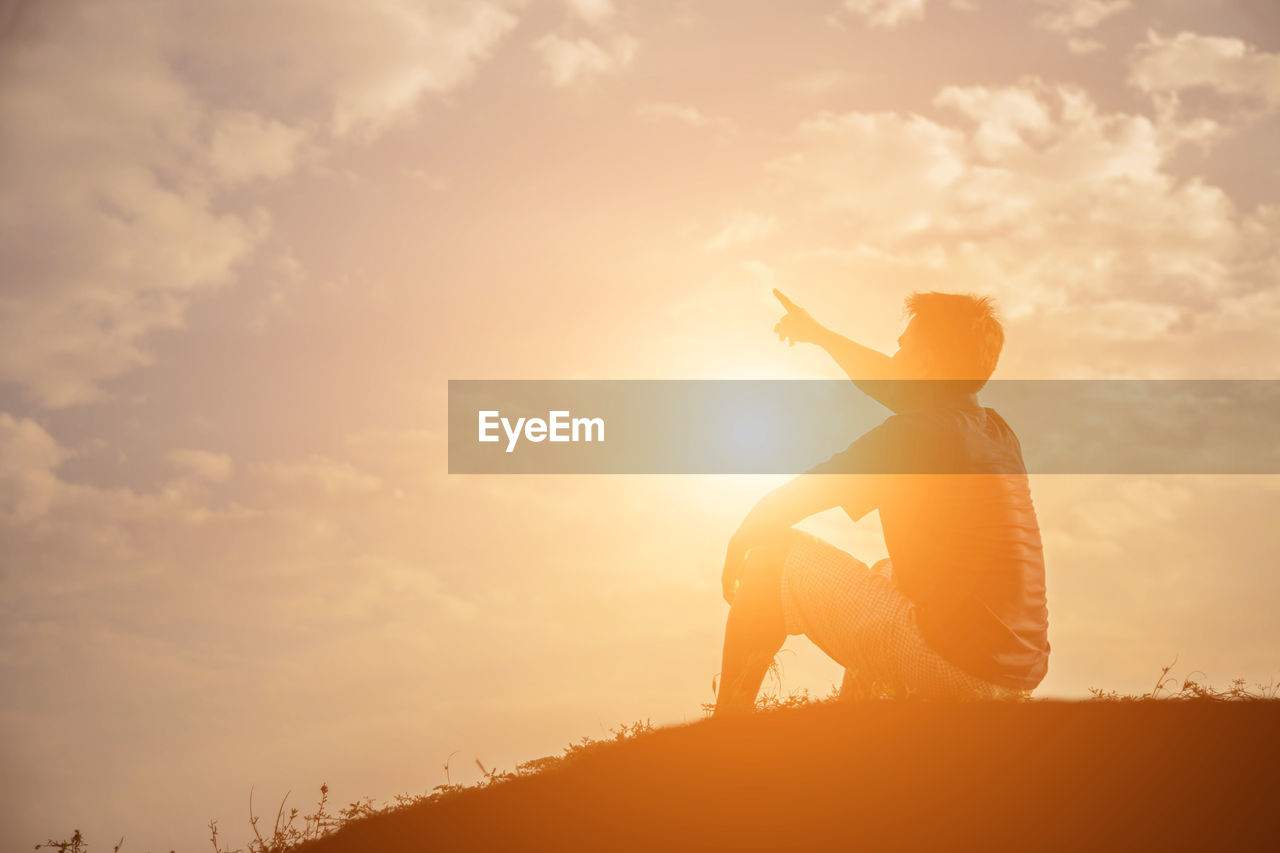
[290,698,1277,853]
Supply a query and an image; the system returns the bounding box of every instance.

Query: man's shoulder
[812,403,1025,475]
[877,405,985,439]
[884,405,1027,469]
[862,409,956,451]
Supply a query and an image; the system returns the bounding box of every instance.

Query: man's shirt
[806,382,1050,690]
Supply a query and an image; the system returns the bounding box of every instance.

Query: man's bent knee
[741,529,800,587]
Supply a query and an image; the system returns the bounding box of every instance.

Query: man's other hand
[773,289,825,347]
[722,542,746,605]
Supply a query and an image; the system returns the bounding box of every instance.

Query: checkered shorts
[779,530,1032,701]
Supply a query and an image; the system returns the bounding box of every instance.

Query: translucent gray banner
[447,380,1280,474]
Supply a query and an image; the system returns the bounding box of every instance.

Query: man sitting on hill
[714,290,1049,714]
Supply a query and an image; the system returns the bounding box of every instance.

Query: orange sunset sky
[2,0,1278,850]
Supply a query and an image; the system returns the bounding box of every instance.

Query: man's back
[811,393,1050,690]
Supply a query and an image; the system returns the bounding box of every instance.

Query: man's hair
[903,291,1004,392]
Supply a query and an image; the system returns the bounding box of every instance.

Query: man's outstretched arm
[772,289,901,412]
[721,474,873,604]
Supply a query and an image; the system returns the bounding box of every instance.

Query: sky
[1,0,1278,849]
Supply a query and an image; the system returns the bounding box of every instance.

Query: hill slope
[303,700,1278,852]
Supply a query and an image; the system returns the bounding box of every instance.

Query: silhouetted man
[714,290,1049,714]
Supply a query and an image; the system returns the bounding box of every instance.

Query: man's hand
[721,475,852,605]
[721,535,747,605]
[773,289,826,347]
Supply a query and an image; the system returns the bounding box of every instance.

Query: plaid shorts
[779,530,1032,701]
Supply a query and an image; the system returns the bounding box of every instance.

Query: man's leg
[714,545,788,717]
[837,558,896,701]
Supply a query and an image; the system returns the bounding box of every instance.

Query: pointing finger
[773,288,798,312]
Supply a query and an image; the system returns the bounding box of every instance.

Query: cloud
[0,414,66,523]
[165,449,233,484]
[1065,477,1193,547]
[769,109,967,239]
[635,101,735,134]
[534,32,638,85]
[1027,0,1130,53]
[257,454,384,496]
[1128,30,1280,110]
[768,78,1279,372]
[704,213,780,251]
[0,0,518,409]
[777,69,863,99]
[840,0,927,28]
[1065,38,1103,55]
[208,110,312,184]
[0,0,268,409]
[173,0,519,140]
[564,0,616,27]
[1032,0,1130,34]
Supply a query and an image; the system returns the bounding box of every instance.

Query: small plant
[196,716,662,852]
[472,758,512,787]
[208,781,347,853]
[560,718,657,764]
[1087,656,1279,702]
[703,651,845,715]
[35,830,126,853]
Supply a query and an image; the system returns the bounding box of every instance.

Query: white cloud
[165,449,233,484]
[208,110,312,184]
[564,0,616,27]
[778,69,862,99]
[534,32,638,85]
[0,1,267,408]
[257,454,384,496]
[933,83,1055,158]
[1032,0,1131,34]
[1066,37,1104,55]
[1067,478,1194,548]
[0,413,66,523]
[1129,30,1280,109]
[769,78,1279,371]
[705,213,780,251]
[174,0,519,140]
[0,0,519,409]
[769,109,967,239]
[635,101,734,134]
[841,0,927,28]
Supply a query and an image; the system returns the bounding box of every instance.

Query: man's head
[890,292,1004,392]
